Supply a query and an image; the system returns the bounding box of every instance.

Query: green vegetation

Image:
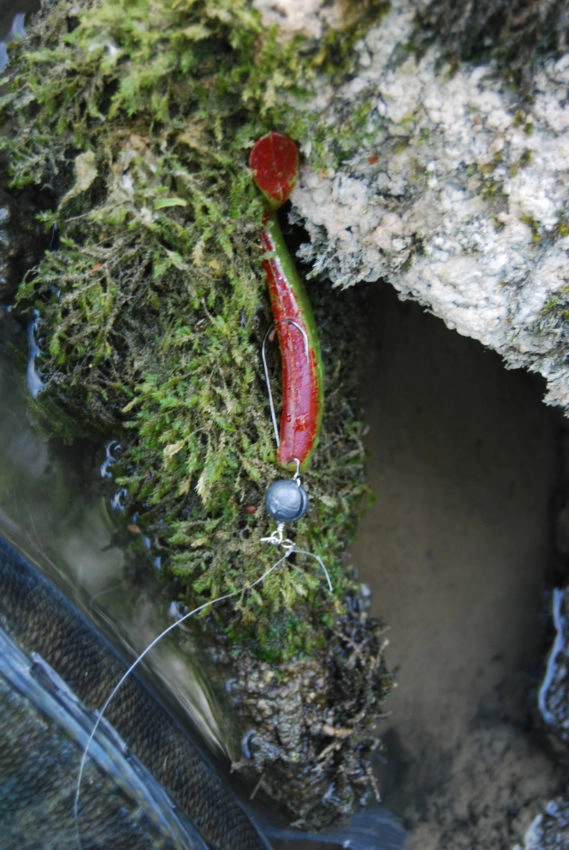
[0,0,386,661]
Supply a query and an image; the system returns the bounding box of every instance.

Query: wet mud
[351,285,563,848]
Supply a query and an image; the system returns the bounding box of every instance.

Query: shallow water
[0,0,38,70]
[351,286,562,848]
[0,309,229,757]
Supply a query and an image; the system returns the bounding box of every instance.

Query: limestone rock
[283,0,569,411]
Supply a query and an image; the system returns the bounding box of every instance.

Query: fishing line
[76,131,330,847]
[73,547,331,849]
[75,341,330,847]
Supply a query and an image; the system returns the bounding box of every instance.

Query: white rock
[284,0,569,414]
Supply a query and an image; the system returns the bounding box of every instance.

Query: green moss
[509,149,533,176]
[0,0,379,663]
[555,212,569,240]
[521,213,543,243]
[480,177,505,203]
[541,286,569,324]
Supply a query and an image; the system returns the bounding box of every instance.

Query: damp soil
[350,285,564,849]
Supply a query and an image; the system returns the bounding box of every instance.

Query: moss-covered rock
[0,0,393,825]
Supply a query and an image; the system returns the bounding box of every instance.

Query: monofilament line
[73,548,332,850]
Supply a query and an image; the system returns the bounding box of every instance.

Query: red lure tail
[249,132,324,470]
[249,131,299,209]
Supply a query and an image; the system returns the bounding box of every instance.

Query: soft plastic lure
[249,131,324,471]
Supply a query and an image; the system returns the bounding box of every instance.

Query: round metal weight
[265,479,309,523]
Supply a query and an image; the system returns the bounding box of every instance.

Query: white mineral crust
[270,0,569,412]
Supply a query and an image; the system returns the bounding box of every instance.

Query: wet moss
[0,0,384,636]
[542,287,569,324]
[0,0,394,822]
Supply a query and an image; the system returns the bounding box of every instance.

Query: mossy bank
[0,0,392,826]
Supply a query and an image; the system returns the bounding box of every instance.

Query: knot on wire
[259,521,333,593]
[260,522,292,547]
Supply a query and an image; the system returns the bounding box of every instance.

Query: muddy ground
[351,284,564,849]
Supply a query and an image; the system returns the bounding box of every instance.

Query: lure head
[265,478,309,523]
[249,131,299,211]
